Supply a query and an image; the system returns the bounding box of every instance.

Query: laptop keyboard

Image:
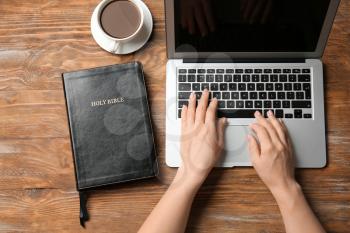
[177,68,312,119]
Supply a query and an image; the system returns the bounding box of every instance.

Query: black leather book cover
[63,62,158,190]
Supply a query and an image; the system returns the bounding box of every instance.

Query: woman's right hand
[248,110,297,196]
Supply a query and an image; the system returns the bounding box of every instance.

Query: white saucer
[91,0,153,55]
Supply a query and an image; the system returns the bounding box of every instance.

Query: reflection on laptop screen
[174,0,331,52]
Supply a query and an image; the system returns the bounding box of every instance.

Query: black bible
[62,62,158,226]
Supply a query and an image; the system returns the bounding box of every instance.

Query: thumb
[217,118,227,149]
[247,134,260,164]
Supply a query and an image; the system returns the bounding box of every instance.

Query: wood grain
[0,0,349,232]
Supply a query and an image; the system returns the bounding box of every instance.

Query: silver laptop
[165,0,340,168]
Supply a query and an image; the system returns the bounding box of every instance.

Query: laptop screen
[174,0,331,53]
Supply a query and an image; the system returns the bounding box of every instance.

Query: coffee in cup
[100,0,142,39]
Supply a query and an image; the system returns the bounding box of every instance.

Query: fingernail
[268,110,273,116]
[190,92,195,99]
[255,111,261,117]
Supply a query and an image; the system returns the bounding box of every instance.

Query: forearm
[138,168,203,233]
[272,182,325,233]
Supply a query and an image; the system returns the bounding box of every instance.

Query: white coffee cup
[94,0,146,53]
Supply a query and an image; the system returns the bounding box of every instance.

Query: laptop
[165,0,340,168]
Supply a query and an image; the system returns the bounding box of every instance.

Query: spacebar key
[217,109,262,118]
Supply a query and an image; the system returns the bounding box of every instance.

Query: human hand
[178,90,227,185]
[180,0,216,36]
[248,110,297,195]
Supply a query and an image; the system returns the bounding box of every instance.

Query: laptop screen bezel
[165,0,340,59]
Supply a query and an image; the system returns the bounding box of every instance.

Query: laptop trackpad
[220,125,251,166]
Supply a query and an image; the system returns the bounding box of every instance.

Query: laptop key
[195,92,202,99]
[245,101,253,108]
[178,75,186,82]
[296,92,304,99]
[207,69,215,73]
[275,83,283,90]
[250,92,258,99]
[213,92,221,99]
[294,109,303,118]
[288,74,297,82]
[268,92,276,99]
[248,83,255,91]
[238,83,246,91]
[273,69,281,73]
[216,69,224,73]
[264,100,272,108]
[178,92,191,99]
[217,109,262,118]
[222,92,230,99]
[270,75,278,82]
[198,69,206,73]
[273,101,281,108]
[261,75,269,82]
[201,83,209,91]
[231,92,239,99]
[188,69,196,73]
[179,69,187,74]
[282,100,291,108]
[236,69,243,73]
[234,75,242,82]
[292,101,312,108]
[245,69,253,73]
[254,69,262,73]
[266,83,274,91]
[287,92,295,99]
[192,83,200,91]
[206,75,214,82]
[303,83,311,91]
[197,75,205,82]
[279,74,288,82]
[277,92,285,99]
[293,83,301,90]
[236,101,244,108]
[188,75,196,82]
[255,101,262,108]
[257,83,265,91]
[226,69,234,73]
[293,69,301,73]
[210,83,218,91]
[243,75,251,82]
[305,90,311,99]
[229,83,237,91]
[252,74,260,82]
[215,75,223,82]
[275,109,284,118]
[284,83,292,91]
[241,92,249,99]
[220,83,228,91]
[259,92,267,99]
[264,69,272,73]
[227,101,235,108]
[224,75,233,82]
[304,114,312,118]
[178,101,188,108]
[298,74,311,82]
[302,69,311,73]
[283,69,291,73]
[218,101,226,108]
[285,113,293,118]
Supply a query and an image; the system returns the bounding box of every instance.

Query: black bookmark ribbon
[79,191,89,227]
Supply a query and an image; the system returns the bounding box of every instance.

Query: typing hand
[248,110,296,194]
[180,0,216,36]
[178,90,227,185]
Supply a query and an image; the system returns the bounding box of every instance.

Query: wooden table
[0,1,349,232]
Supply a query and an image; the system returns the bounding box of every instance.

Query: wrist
[172,166,207,191]
[270,180,302,206]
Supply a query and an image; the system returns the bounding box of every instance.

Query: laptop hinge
[183,58,306,63]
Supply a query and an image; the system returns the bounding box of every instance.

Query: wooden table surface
[0,1,349,232]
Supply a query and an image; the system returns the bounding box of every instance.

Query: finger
[249,122,271,148]
[255,111,281,144]
[279,119,291,145]
[181,105,188,125]
[195,89,209,124]
[267,111,287,145]
[201,0,216,32]
[205,97,218,124]
[187,92,196,125]
[194,5,208,36]
[247,134,260,163]
[217,117,227,149]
